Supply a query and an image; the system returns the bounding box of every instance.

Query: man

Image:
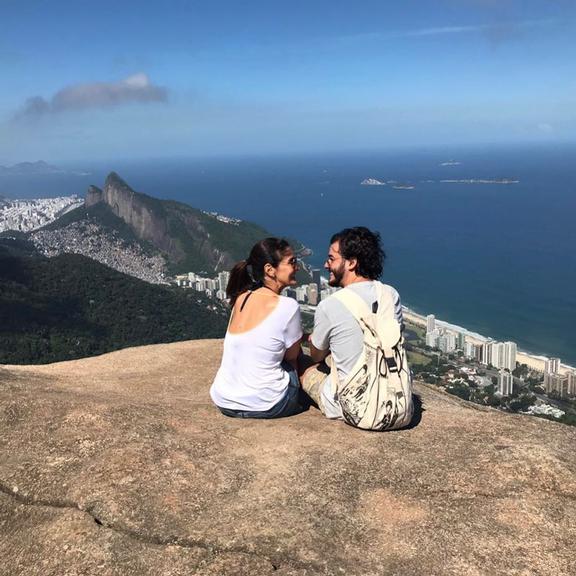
[301,226,404,420]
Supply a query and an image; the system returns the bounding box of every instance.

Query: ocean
[2,143,575,365]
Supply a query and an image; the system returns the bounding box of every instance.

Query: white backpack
[330,283,414,431]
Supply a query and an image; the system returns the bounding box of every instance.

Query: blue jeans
[217,363,304,419]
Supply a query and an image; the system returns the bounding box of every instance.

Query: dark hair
[226,237,292,306]
[330,226,385,280]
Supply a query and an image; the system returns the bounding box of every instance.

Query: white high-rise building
[486,341,517,371]
[426,314,435,333]
[175,274,189,287]
[482,340,494,366]
[474,345,483,363]
[566,371,576,397]
[445,333,457,353]
[545,357,561,374]
[464,342,476,359]
[218,271,230,292]
[437,335,448,353]
[307,284,319,306]
[295,286,307,302]
[312,269,322,302]
[502,342,517,371]
[426,329,439,349]
[457,332,466,351]
[491,342,504,369]
[544,372,566,397]
[498,370,513,396]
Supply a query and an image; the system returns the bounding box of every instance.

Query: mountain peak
[0,160,62,175]
[76,173,270,275]
[104,171,131,191]
[85,184,103,207]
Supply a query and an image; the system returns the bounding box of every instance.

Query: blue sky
[1,0,575,163]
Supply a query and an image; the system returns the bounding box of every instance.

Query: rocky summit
[1,340,575,576]
[31,172,273,279]
[84,172,270,275]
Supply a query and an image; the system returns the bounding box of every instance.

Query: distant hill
[0,239,227,364]
[37,172,276,276]
[0,161,63,176]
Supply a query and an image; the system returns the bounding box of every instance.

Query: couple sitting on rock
[210,226,414,430]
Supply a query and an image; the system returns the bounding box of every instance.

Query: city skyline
[1,1,575,163]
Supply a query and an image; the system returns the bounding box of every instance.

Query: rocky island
[440,178,520,185]
[360,178,386,186]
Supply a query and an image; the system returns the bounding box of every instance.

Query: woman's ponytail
[226,259,253,307]
[226,238,291,307]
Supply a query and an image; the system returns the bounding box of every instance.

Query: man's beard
[328,261,345,287]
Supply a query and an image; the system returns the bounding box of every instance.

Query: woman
[210,238,305,418]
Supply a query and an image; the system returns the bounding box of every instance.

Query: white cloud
[14,73,167,119]
[336,18,557,44]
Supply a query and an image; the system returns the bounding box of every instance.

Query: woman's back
[210,290,302,411]
[228,289,280,334]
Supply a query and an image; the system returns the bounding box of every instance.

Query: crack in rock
[0,479,305,572]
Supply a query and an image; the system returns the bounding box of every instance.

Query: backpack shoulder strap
[373,282,399,319]
[329,287,375,398]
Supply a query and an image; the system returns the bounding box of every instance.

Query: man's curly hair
[330,226,385,280]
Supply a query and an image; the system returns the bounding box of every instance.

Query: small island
[440,178,519,184]
[360,178,386,186]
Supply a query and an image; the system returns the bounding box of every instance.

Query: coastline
[403,306,575,375]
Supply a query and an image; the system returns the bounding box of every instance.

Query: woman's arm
[284,339,302,372]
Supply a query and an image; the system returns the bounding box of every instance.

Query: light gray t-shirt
[311,281,403,418]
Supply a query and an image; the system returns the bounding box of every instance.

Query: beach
[403,307,574,375]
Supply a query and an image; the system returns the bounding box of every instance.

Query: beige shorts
[300,355,331,415]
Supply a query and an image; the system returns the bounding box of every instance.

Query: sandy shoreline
[403,307,574,375]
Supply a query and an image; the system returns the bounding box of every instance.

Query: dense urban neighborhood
[0,196,83,233]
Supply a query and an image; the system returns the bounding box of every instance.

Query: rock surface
[1,340,575,576]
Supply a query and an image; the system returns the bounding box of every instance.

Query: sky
[1,0,575,164]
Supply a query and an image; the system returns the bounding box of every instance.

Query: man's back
[310,281,403,417]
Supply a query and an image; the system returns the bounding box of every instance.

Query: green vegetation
[158,199,272,274]
[407,350,431,366]
[405,321,425,340]
[0,243,227,364]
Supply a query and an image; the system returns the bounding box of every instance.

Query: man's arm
[309,341,329,363]
[309,305,331,363]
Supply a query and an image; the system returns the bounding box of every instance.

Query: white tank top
[210,295,302,411]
